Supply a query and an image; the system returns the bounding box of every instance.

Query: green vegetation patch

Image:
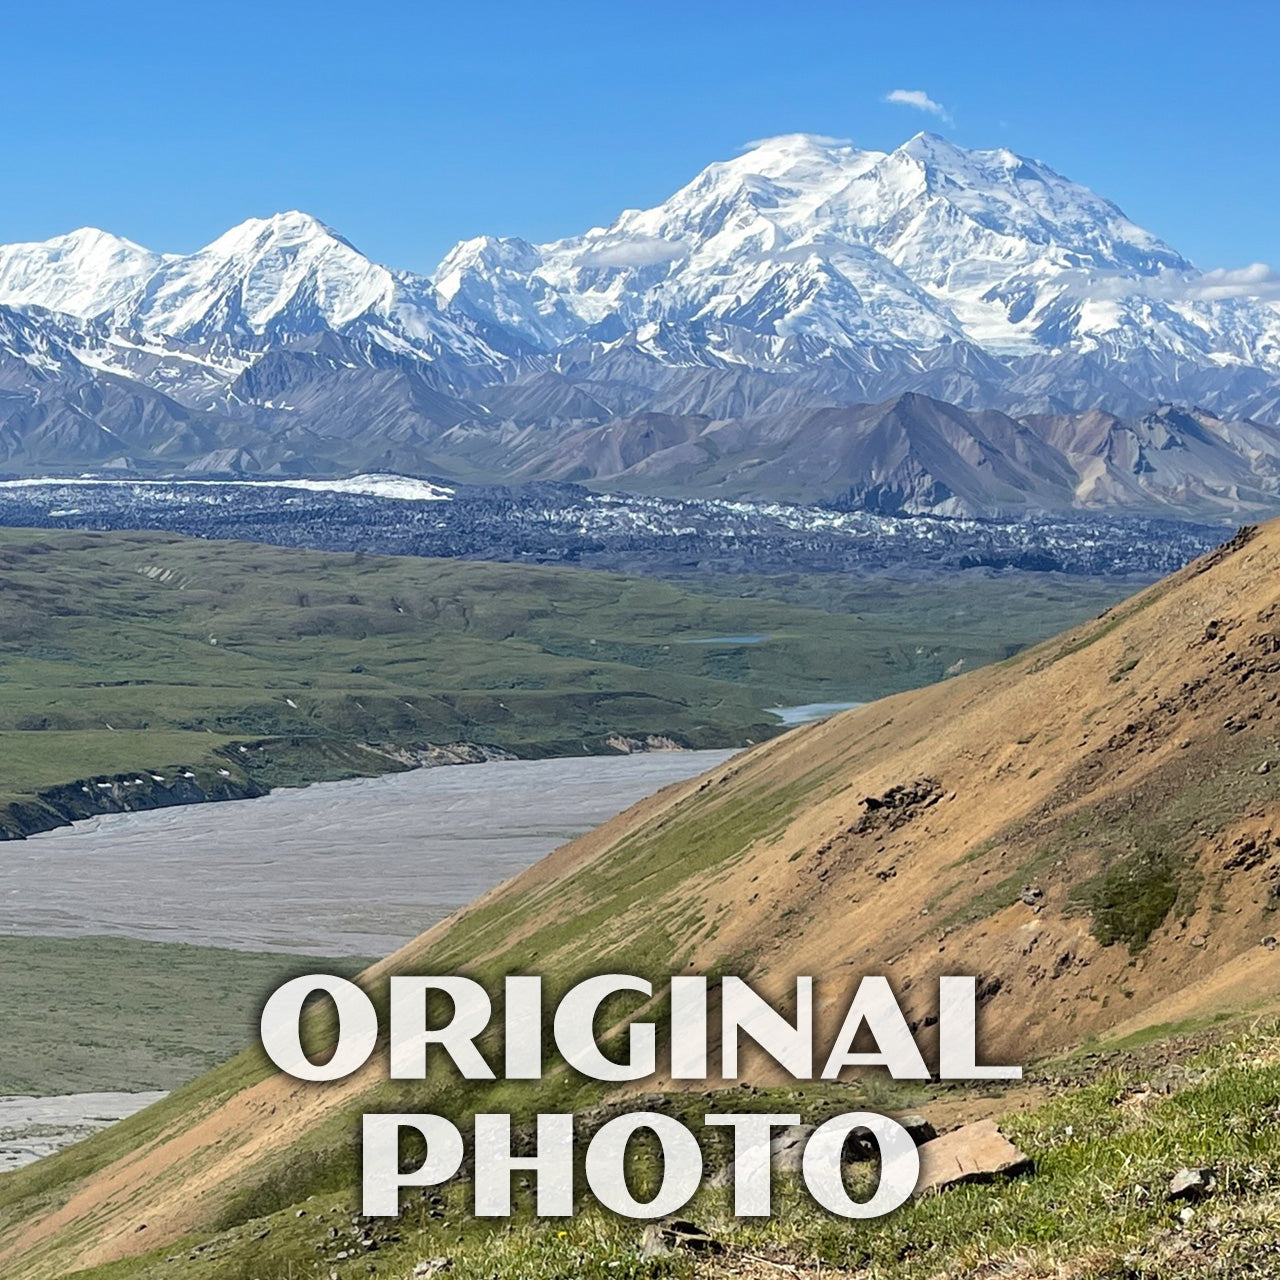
[1081,846,1184,952]
[668,567,1138,688]
[0,934,371,1095]
[0,532,1127,828]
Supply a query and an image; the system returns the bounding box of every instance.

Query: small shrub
[1088,847,1181,952]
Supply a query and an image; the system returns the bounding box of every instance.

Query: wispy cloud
[1187,263,1280,302]
[577,236,688,269]
[1060,264,1280,305]
[884,89,952,125]
[741,132,852,151]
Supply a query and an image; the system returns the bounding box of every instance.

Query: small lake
[0,752,735,957]
[769,701,864,725]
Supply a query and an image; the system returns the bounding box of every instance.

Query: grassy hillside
[0,529,1126,834]
[2,524,1278,1276]
[12,1019,1275,1280]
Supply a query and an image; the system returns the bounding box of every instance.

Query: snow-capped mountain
[118,212,401,340]
[0,212,512,407]
[109,211,505,373]
[434,132,1280,392]
[0,132,1279,514]
[0,228,165,320]
[2,134,1278,416]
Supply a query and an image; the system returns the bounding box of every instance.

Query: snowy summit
[0,134,1276,430]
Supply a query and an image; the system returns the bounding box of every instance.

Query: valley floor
[0,526,1135,841]
[0,752,732,957]
[0,752,730,1104]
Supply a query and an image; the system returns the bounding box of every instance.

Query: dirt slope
[4,523,1280,1277]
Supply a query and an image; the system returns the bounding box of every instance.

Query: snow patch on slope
[0,474,454,501]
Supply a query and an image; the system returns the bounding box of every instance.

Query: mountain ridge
[0,134,1279,511]
[5,356,1280,519]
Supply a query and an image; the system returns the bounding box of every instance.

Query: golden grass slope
[5,523,1280,1277]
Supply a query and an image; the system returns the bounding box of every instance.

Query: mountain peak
[110,210,398,341]
[431,132,1215,362]
[51,225,154,255]
[0,226,162,319]
[900,129,951,148]
[892,131,1026,177]
[201,211,358,259]
[729,132,880,182]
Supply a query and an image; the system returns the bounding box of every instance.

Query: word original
[261,973,1019,1084]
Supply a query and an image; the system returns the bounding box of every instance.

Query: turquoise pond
[679,633,771,645]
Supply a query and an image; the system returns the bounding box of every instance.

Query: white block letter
[721,977,812,1079]
[389,976,495,1080]
[704,1112,801,1215]
[504,976,544,1080]
[802,1113,918,1218]
[474,1113,574,1216]
[554,975,655,1081]
[260,974,378,1082]
[937,976,1021,1080]
[585,1112,703,1218]
[362,1114,464,1217]
[821,976,929,1080]
[669,976,708,1080]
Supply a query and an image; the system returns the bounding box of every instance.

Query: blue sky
[1,0,1275,275]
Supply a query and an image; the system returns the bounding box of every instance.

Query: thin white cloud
[1188,263,1280,302]
[740,132,852,151]
[884,89,952,125]
[1059,264,1280,305]
[577,236,688,269]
